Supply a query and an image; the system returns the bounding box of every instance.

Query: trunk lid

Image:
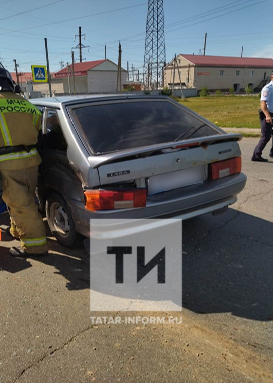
[88,134,242,191]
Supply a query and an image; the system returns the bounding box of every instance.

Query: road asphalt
[0,137,272,383]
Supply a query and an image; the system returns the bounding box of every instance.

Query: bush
[122,86,135,92]
[245,86,252,95]
[215,90,223,97]
[199,86,209,97]
[161,87,171,96]
[229,87,234,95]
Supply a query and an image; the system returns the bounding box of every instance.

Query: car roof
[30,94,169,108]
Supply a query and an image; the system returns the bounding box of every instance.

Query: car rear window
[70,100,220,154]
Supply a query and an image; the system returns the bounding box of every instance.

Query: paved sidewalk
[221,127,261,136]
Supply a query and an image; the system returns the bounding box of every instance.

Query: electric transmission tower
[72,27,90,63]
[143,0,166,89]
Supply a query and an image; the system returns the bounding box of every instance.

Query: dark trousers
[253,116,273,158]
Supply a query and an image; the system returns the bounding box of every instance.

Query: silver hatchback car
[31,95,246,247]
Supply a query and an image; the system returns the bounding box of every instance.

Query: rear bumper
[67,172,247,239]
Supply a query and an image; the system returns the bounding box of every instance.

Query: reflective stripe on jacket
[0,92,41,148]
[0,148,38,162]
[0,92,42,170]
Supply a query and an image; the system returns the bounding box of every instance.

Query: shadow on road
[41,238,90,291]
[0,246,32,273]
[183,209,273,321]
[1,207,273,321]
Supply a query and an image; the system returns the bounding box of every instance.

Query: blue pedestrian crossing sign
[31,65,48,83]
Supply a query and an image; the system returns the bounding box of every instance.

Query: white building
[54,59,127,94]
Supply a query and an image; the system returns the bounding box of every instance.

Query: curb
[221,128,261,138]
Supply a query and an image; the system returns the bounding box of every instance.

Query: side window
[45,110,67,152]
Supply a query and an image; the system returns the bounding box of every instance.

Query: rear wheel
[46,192,80,248]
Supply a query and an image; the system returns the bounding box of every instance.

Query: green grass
[178,96,261,129]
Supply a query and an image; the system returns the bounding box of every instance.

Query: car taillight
[84,189,147,211]
[210,157,241,180]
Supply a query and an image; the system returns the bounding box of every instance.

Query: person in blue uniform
[252,72,273,162]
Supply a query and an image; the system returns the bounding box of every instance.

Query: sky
[0,0,273,76]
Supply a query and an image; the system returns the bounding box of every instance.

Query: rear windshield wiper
[174,123,207,142]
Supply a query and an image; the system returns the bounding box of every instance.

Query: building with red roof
[7,59,127,96]
[10,71,64,96]
[54,59,127,94]
[10,72,32,92]
[164,54,273,92]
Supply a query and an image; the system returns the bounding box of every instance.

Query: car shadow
[37,209,273,321]
[41,238,90,290]
[182,209,273,321]
[41,208,273,322]
[1,208,272,321]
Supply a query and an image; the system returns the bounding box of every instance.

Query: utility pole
[105,45,107,60]
[162,61,166,87]
[67,62,71,95]
[44,38,52,97]
[241,46,243,58]
[13,59,19,84]
[204,33,207,56]
[132,64,135,81]
[127,61,129,81]
[79,26,82,62]
[172,54,176,96]
[176,58,183,98]
[116,42,122,93]
[73,26,90,63]
[71,51,76,94]
[171,54,183,98]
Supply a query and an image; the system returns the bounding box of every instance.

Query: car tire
[46,192,80,248]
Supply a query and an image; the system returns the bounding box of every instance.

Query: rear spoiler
[88,133,242,169]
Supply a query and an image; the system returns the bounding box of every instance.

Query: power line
[17,2,146,32]
[1,0,262,57]
[166,0,267,34]
[0,0,65,22]
[0,0,17,5]
[98,0,264,51]
[81,0,255,52]
[0,26,72,41]
[165,0,252,29]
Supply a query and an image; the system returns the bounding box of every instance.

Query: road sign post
[44,38,52,97]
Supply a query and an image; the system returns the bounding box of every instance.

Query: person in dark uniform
[252,72,273,162]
